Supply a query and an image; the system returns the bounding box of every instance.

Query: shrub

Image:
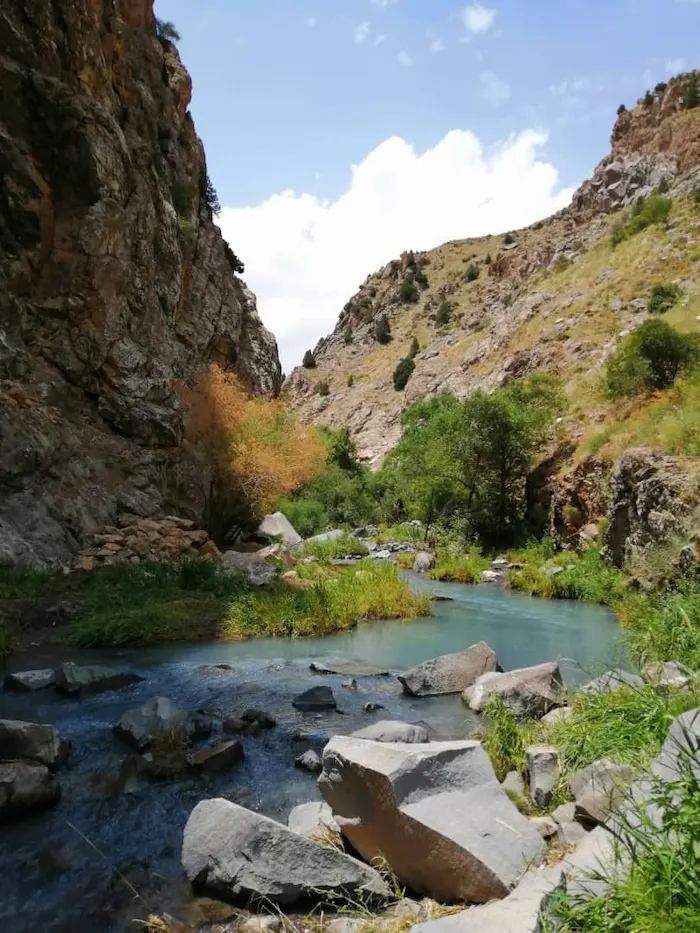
[605,320,700,398]
[643,89,654,107]
[654,81,667,94]
[347,374,354,387]
[393,357,415,391]
[503,292,514,308]
[343,327,353,345]
[465,263,480,283]
[428,548,490,584]
[223,242,244,275]
[0,625,15,664]
[480,695,527,781]
[504,233,515,245]
[171,178,192,217]
[399,275,419,303]
[300,534,369,562]
[156,18,181,42]
[684,72,699,110]
[408,336,420,359]
[648,282,682,315]
[484,253,492,265]
[436,301,452,326]
[694,186,700,209]
[317,380,330,397]
[655,177,670,196]
[374,313,392,344]
[414,267,428,288]
[199,167,221,217]
[177,216,193,238]
[303,349,316,368]
[617,103,627,115]
[611,195,673,246]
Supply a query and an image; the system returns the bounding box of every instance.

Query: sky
[155,0,699,372]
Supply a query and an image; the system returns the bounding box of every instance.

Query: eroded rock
[398,643,499,697]
[463,662,564,720]
[0,761,62,820]
[293,686,337,712]
[0,720,70,770]
[570,758,636,827]
[3,669,56,692]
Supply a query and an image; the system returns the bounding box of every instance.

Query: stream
[0,575,623,933]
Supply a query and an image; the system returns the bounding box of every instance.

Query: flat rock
[55,662,143,698]
[113,697,208,752]
[295,750,323,774]
[0,761,62,820]
[398,643,499,697]
[570,758,635,827]
[293,686,337,712]
[463,662,564,720]
[287,801,340,839]
[310,660,391,677]
[526,746,559,808]
[409,866,564,933]
[319,738,546,904]
[642,661,693,692]
[579,669,644,696]
[181,798,389,905]
[256,512,302,548]
[351,720,430,744]
[188,741,244,773]
[221,551,276,586]
[4,669,56,692]
[0,719,71,770]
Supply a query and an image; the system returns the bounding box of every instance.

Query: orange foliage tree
[181,365,327,541]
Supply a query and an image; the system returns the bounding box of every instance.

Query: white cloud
[306,15,316,27]
[666,57,686,74]
[354,21,370,44]
[374,34,386,46]
[479,70,511,106]
[429,38,446,53]
[397,50,413,66]
[219,130,574,371]
[462,4,496,34]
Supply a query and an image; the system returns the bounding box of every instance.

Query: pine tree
[303,349,316,368]
[374,314,392,344]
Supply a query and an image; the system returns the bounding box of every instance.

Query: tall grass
[624,584,700,671]
[299,534,369,561]
[428,547,490,583]
[508,548,628,608]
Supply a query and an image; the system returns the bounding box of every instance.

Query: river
[0,575,622,933]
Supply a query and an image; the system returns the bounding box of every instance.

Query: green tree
[399,275,419,303]
[374,313,392,344]
[156,18,181,42]
[684,73,699,110]
[393,357,415,391]
[408,337,420,359]
[303,349,316,368]
[224,243,244,275]
[605,320,700,398]
[436,301,452,326]
[504,233,515,245]
[466,263,480,283]
[343,326,353,345]
[485,253,492,265]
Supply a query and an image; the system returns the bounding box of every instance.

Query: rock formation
[0,1,281,567]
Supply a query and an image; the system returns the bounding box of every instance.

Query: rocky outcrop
[398,643,499,697]
[0,0,281,567]
[318,737,546,903]
[181,798,390,905]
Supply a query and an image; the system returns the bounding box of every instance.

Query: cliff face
[0,0,281,566]
[287,72,700,468]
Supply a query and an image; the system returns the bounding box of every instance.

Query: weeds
[428,548,490,583]
[0,624,16,664]
[480,695,529,780]
[300,535,369,562]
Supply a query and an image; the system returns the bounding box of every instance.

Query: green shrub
[300,534,369,561]
[617,103,627,115]
[605,320,700,398]
[317,380,330,397]
[611,195,673,246]
[436,301,452,326]
[171,178,192,217]
[481,695,528,781]
[156,18,181,42]
[303,349,316,368]
[176,215,193,238]
[223,242,244,275]
[0,625,15,664]
[465,263,480,283]
[393,357,415,391]
[199,167,221,217]
[343,327,353,345]
[655,177,670,196]
[625,582,700,671]
[374,313,392,344]
[347,374,354,387]
[414,267,428,287]
[504,233,515,245]
[428,548,490,584]
[694,186,700,209]
[643,89,654,107]
[485,253,492,265]
[408,336,420,359]
[654,81,667,95]
[399,275,419,303]
[503,292,514,307]
[684,72,699,110]
[648,282,682,314]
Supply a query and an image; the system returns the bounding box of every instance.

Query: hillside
[287,73,700,477]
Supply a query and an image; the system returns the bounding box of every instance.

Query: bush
[485,253,492,265]
[617,103,627,115]
[611,195,673,246]
[393,357,415,391]
[648,282,682,315]
[343,327,353,345]
[436,301,452,326]
[300,534,369,562]
[684,72,699,110]
[481,695,527,781]
[156,18,181,42]
[303,349,316,368]
[171,178,192,217]
[643,89,654,107]
[694,186,700,209]
[428,548,490,584]
[465,263,480,283]
[654,81,667,94]
[399,275,419,303]
[374,313,392,344]
[199,167,221,217]
[504,233,515,245]
[223,242,244,275]
[347,374,354,387]
[605,320,700,398]
[317,380,330,397]
[408,337,420,359]
[414,267,428,288]
[655,177,670,196]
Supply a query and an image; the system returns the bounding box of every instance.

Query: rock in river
[4,669,56,692]
[113,697,211,751]
[55,662,143,698]
[319,737,546,903]
[351,720,430,744]
[295,750,323,774]
[0,761,62,820]
[292,686,337,712]
[181,798,389,905]
[187,740,245,773]
[463,661,564,720]
[0,719,71,770]
[398,643,499,697]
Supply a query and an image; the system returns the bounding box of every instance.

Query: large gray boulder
[579,669,644,696]
[55,662,143,698]
[287,801,340,839]
[181,798,389,905]
[293,686,337,712]
[351,720,430,744]
[113,697,210,751]
[4,669,56,692]
[570,758,636,827]
[0,720,71,770]
[256,512,302,547]
[318,737,546,903]
[409,866,564,933]
[221,551,276,586]
[0,761,61,819]
[398,643,499,697]
[463,661,564,720]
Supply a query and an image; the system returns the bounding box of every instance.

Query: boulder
[113,697,210,751]
[319,738,546,903]
[407,865,564,933]
[650,706,700,783]
[541,706,573,727]
[642,661,693,692]
[223,717,248,734]
[240,709,276,729]
[181,798,389,905]
[295,750,323,774]
[481,571,502,583]
[240,918,281,933]
[3,669,56,692]
[463,662,564,720]
[363,702,384,713]
[398,643,499,697]
[221,551,276,586]
[580,669,644,696]
[351,720,430,744]
[187,741,244,773]
[491,559,510,571]
[256,512,302,548]
[413,552,436,573]
[293,686,337,712]
[287,801,339,839]
[501,770,526,798]
[526,746,559,808]
[0,719,71,769]
[0,761,62,819]
[570,758,636,827]
[55,662,143,698]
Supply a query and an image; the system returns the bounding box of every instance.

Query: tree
[605,320,700,398]
[485,253,492,265]
[303,349,316,368]
[156,18,181,42]
[204,172,221,216]
[224,243,244,275]
[504,233,515,245]
[684,73,699,110]
[374,313,392,344]
[393,357,415,391]
[648,283,682,315]
[343,326,353,345]
[617,104,627,116]
[466,263,480,283]
[643,90,654,107]
[408,336,420,359]
[436,301,452,326]
[399,275,419,303]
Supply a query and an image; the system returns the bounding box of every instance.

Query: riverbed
[0,575,622,933]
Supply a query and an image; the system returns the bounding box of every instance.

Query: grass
[508,548,628,608]
[0,624,16,664]
[300,534,369,561]
[624,582,700,671]
[428,547,490,583]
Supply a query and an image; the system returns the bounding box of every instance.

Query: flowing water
[0,575,623,932]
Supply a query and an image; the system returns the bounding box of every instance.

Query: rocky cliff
[0,1,281,566]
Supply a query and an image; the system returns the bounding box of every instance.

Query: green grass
[508,548,628,608]
[299,534,369,561]
[611,195,673,247]
[0,624,16,664]
[480,695,531,780]
[374,523,426,546]
[428,547,490,583]
[624,582,700,671]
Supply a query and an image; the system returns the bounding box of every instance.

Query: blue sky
[155,0,699,370]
